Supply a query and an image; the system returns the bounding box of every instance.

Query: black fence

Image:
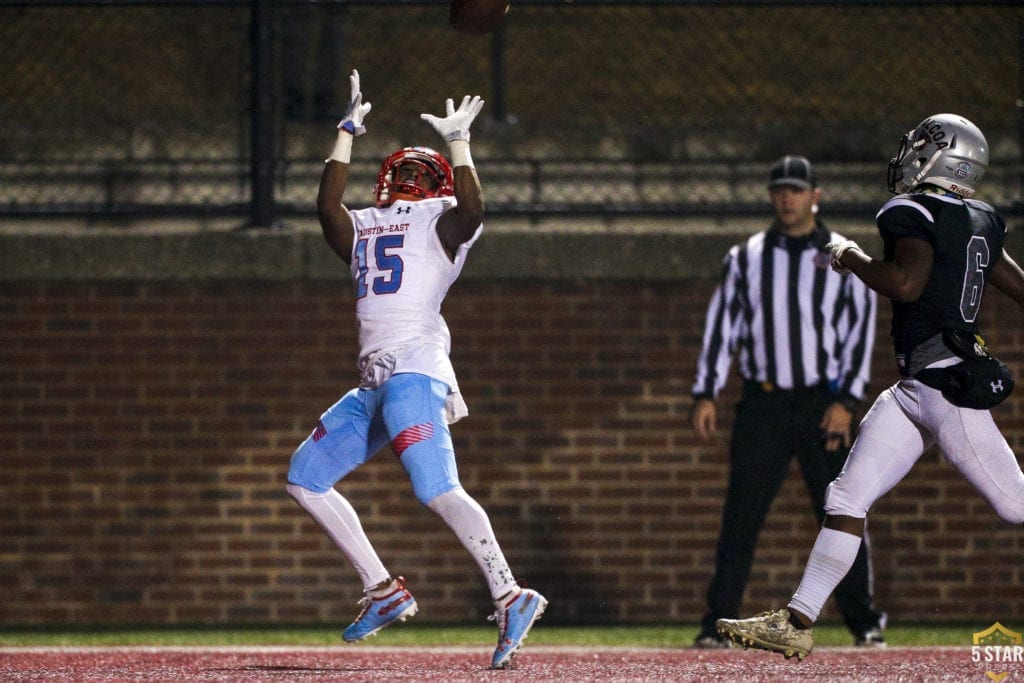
[2,0,1022,224]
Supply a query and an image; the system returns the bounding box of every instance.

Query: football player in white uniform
[717,114,1024,660]
[286,71,546,670]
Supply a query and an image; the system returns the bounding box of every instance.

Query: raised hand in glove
[337,69,371,136]
[825,239,862,275]
[420,95,484,144]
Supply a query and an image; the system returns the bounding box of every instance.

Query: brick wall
[3,273,1023,627]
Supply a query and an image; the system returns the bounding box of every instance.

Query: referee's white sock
[788,527,862,623]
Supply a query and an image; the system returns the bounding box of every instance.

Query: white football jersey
[349,197,481,414]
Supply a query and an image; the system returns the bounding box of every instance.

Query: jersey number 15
[354,235,405,299]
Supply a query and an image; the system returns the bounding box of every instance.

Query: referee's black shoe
[854,627,886,648]
[693,631,733,649]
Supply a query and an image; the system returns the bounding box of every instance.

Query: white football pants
[825,378,1024,524]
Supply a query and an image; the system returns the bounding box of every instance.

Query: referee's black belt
[744,380,830,395]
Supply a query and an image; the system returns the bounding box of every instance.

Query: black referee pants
[699,381,883,638]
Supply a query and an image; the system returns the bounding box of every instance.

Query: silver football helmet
[887,113,988,198]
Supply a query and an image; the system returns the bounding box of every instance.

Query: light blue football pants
[287,373,461,505]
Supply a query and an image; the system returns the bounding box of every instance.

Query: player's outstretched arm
[831,237,933,302]
[990,249,1024,309]
[318,163,353,264]
[317,69,371,264]
[422,95,485,255]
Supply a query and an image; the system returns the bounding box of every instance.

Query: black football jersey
[876,192,1007,357]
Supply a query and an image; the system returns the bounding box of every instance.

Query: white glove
[826,239,861,275]
[420,95,484,144]
[337,69,371,136]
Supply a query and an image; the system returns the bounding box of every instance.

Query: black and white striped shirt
[692,223,877,405]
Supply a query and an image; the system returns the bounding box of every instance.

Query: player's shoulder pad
[349,203,380,223]
[876,193,938,224]
[964,197,997,214]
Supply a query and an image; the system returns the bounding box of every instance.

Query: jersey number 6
[960,235,989,323]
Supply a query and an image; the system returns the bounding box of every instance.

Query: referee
[690,156,886,648]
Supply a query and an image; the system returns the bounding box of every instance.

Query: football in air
[450,0,511,34]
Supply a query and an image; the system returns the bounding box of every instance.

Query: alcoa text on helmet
[374,147,455,207]
[887,113,988,198]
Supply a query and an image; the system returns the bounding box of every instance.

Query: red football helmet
[373,146,455,207]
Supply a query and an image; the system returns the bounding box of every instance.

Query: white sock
[428,488,517,600]
[367,577,403,598]
[286,484,390,591]
[788,527,862,623]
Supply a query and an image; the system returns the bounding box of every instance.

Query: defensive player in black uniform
[716,114,1024,660]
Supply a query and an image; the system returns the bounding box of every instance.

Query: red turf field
[0,645,1008,681]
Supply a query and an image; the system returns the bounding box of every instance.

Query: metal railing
[2,1,1022,223]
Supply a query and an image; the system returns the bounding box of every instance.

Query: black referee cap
[769,155,816,189]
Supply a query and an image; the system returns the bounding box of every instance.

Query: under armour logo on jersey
[991,379,1004,393]
[395,206,412,214]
